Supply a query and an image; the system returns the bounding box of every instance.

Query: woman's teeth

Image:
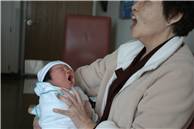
[131,15,136,20]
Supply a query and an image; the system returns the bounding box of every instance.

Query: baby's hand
[33,117,41,129]
[28,105,35,114]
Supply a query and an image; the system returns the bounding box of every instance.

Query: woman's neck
[140,32,175,56]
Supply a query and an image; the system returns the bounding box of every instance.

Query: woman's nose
[132,1,143,12]
[132,1,137,12]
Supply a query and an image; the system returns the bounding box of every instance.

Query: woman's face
[131,1,170,41]
[49,64,75,89]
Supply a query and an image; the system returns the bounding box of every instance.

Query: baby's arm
[28,104,41,118]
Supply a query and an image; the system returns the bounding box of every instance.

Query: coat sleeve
[75,50,117,97]
[131,67,194,129]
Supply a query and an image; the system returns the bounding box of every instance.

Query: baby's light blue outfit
[30,60,98,129]
[31,82,89,129]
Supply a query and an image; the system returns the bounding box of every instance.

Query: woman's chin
[130,21,140,39]
[131,31,139,39]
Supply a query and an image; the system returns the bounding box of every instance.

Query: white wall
[95,1,134,49]
[95,1,194,53]
[96,1,120,49]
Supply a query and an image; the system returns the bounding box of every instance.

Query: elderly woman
[34,1,194,129]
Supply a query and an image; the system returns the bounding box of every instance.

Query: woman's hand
[53,88,96,129]
[33,117,41,129]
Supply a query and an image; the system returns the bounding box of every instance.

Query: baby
[28,60,97,129]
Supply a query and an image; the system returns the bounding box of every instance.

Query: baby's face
[49,64,75,89]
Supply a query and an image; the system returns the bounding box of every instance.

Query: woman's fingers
[57,94,72,107]
[84,101,92,117]
[54,92,96,129]
[71,87,82,104]
[53,108,76,118]
[61,88,82,107]
[53,108,69,115]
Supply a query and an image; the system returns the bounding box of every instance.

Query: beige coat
[75,41,194,129]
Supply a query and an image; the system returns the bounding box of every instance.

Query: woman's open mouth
[131,15,137,27]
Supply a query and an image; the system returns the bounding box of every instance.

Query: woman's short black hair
[162,1,194,36]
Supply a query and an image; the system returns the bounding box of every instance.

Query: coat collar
[100,36,184,115]
[117,36,184,94]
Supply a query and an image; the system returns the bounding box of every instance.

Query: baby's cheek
[66,83,72,89]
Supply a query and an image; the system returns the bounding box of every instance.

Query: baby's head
[37,61,75,89]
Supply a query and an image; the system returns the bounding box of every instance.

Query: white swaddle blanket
[31,82,89,129]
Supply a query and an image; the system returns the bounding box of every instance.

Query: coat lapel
[100,40,144,114]
[100,36,184,114]
[117,36,184,94]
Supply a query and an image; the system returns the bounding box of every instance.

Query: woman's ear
[167,12,183,25]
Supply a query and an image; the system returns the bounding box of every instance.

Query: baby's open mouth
[67,75,72,82]
[68,76,71,81]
